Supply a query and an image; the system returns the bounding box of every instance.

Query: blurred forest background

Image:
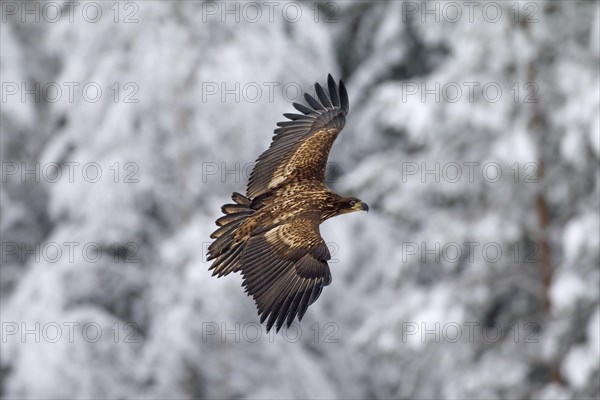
[1,1,599,399]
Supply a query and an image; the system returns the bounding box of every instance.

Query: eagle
[207,74,368,332]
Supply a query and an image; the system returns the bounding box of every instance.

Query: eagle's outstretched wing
[246,74,349,198]
[238,212,331,332]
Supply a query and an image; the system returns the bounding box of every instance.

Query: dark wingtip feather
[285,291,304,327]
[327,74,340,107]
[283,113,305,121]
[260,311,268,325]
[339,79,349,114]
[292,102,313,115]
[315,82,332,108]
[297,289,313,322]
[275,289,298,331]
[231,192,251,206]
[266,308,279,333]
[304,92,323,111]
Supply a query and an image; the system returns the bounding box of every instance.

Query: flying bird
[207,74,368,332]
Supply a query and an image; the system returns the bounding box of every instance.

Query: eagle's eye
[349,200,356,207]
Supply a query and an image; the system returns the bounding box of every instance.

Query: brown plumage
[208,74,368,332]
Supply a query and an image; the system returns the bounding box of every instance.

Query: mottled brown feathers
[246,74,348,199]
[208,75,361,333]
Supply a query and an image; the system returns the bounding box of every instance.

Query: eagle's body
[208,75,368,332]
[253,181,340,223]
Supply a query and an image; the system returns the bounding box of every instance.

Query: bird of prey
[207,74,368,332]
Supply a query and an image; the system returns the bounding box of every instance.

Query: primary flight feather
[207,74,368,332]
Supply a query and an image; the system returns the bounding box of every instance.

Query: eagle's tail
[207,192,254,277]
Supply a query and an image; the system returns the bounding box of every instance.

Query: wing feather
[339,80,349,114]
[292,102,313,115]
[315,82,332,108]
[246,74,349,198]
[304,92,324,110]
[238,214,331,332]
[283,113,306,121]
[327,74,340,107]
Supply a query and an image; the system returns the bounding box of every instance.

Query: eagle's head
[338,196,369,214]
[321,195,368,221]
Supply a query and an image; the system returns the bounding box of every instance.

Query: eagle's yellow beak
[353,201,369,212]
